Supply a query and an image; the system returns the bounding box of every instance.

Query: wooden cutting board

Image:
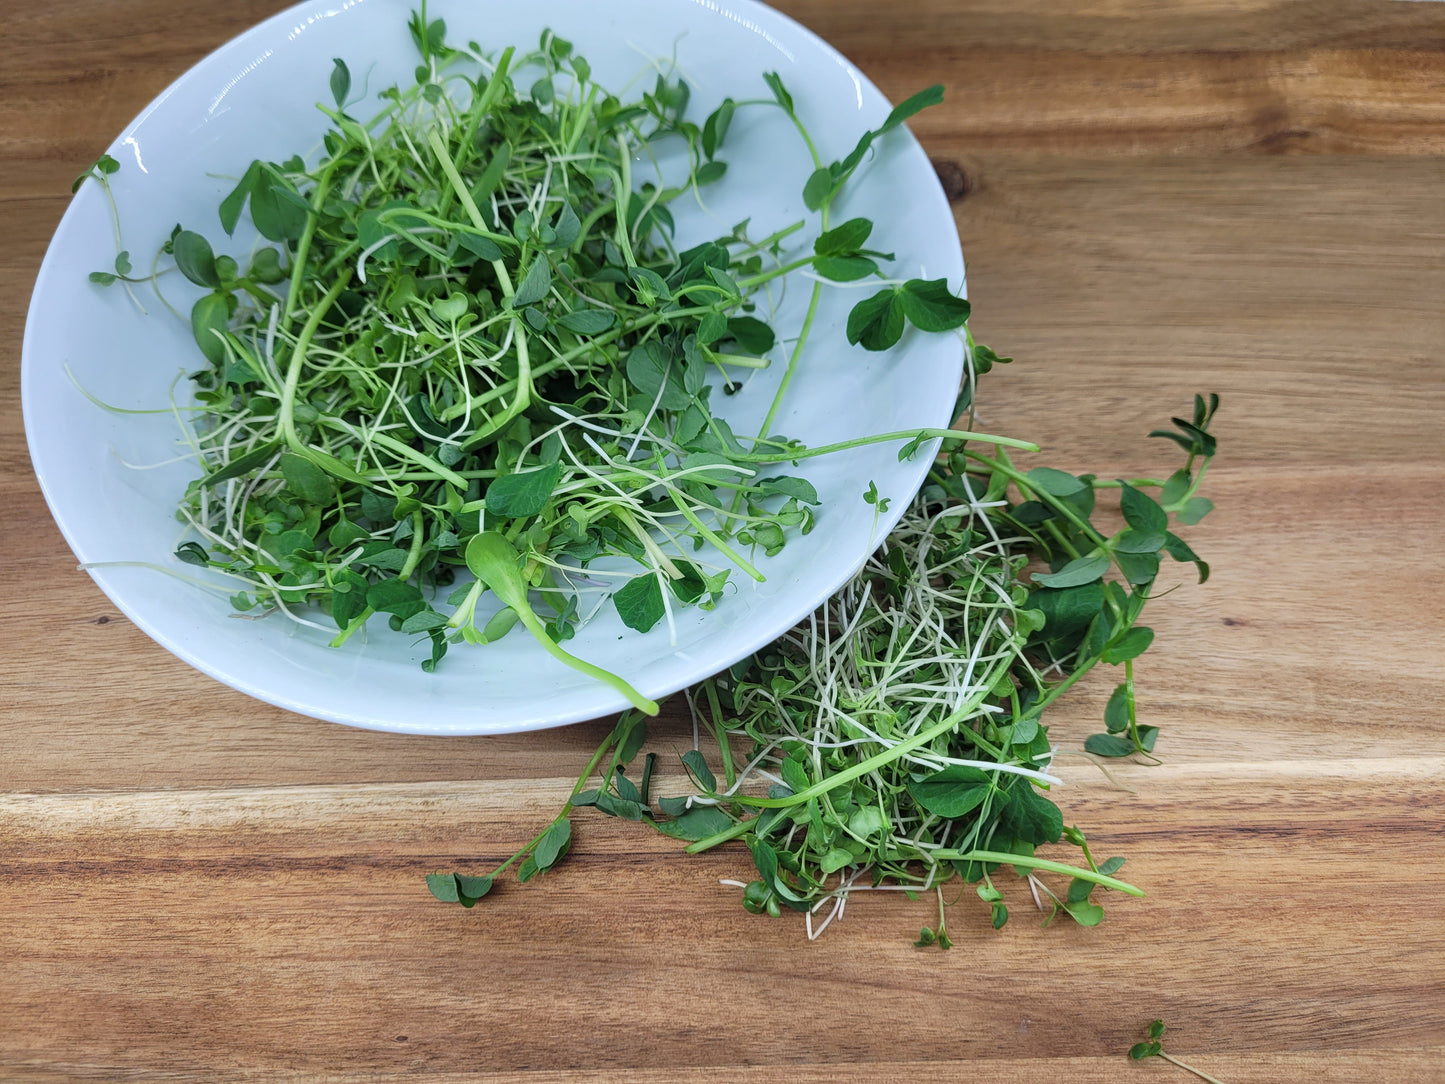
[2,1,1442,1079]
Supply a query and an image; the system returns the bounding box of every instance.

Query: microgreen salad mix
[77,9,1219,941]
[80,13,1016,708]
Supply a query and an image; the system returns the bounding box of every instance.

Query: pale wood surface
[3,1,1444,1079]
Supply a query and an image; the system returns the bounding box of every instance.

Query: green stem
[511,603,659,716]
[732,427,1039,465]
[1158,1053,1227,1084]
[963,449,1108,549]
[736,255,816,289]
[667,495,764,582]
[284,165,338,322]
[279,270,353,455]
[929,850,1145,897]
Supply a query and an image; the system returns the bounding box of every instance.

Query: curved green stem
[732,427,1039,466]
[279,270,349,447]
[510,603,658,715]
[284,164,338,322]
[929,850,1144,897]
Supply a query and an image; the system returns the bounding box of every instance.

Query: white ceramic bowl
[22,0,964,735]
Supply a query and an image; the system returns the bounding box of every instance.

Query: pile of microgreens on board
[77,7,1219,942]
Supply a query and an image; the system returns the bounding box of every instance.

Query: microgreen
[1129,1019,1227,1083]
[431,394,1220,943]
[85,12,994,702]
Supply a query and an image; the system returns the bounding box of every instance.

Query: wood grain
[3,0,1444,1079]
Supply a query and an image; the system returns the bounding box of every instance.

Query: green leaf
[697,310,728,345]
[846,288,905,351]
[72,153,120,193]
[247,247,285,284]
[480,607,519,643]
[399,610,449,634]
[1001,782,1064,845]
[882,84,944,131]
[762,71,794,114]
[1104,683,1131,732]
[1032,555,1110,588]
[1149,1019,1167,1040]
[431,294,468,322]
[279,452,337,505]
[330,57,351,108]
[203,439,282,486]
[1114,527,1166,554]
[1101,626,1155,664]
[651,805,735,842]
[190,294,231,365]
[681,749,717,792]
[1177,496,1215,525]
[1030,582,1104,640]
[1160,468,1191,506]
[615,713,649,762]
[555,307,615,335]
[511,256,552,306]
[814,217,873,257]
[802,167,835,211]
[218,161,260,235]
[726,316,775,354]
[367,580,426,620]
[1163,531,1210,583]
[695,161,727,186]
[813,255,877,282]
[532,817,572,871]
[486,461,562,519]
[249,170,308,243]
[174,541,209,567]
[550,202,582,249]
[626,341,691,410]
[1025,467,1086,497]
[811,848,852,876]
[629,265,672,303]
[907,765,993,818]
[1114,549,1160,586]
[330,569,370,629]
[701,98,735,159]
[898,278,971,332]
[426,873,460,902]
[1085,733,1136,757]
[614,573,664,632]
[455,230,504,262]
[455,874,493,902]
[1120,482,1168,535]
[756,476,819,504]
[1063,898,1105,926]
